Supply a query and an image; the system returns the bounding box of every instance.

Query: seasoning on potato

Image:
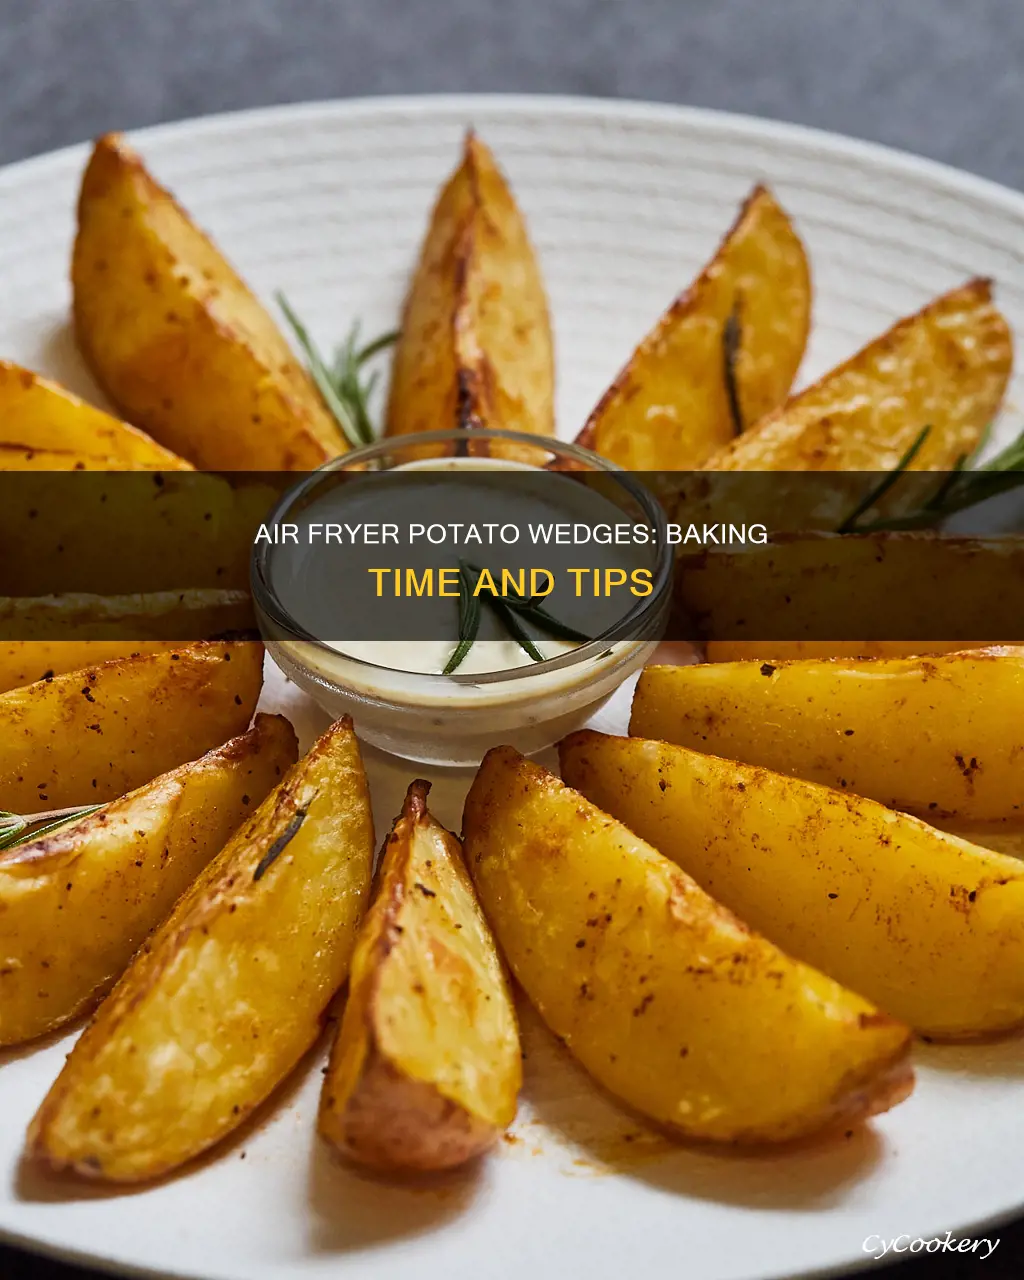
[704,277,1012,470]
[319,780,521,1172]
[0,641,264,811]
[561,729,1024,1039]
[386,130,555,449]
[631,648,1024,820]
[463,746,912,1144]
[576,184,810,468]
[0,362,191,469]
[72,133,348,470]
[27,715,374,1182]
[0,713,298,1047]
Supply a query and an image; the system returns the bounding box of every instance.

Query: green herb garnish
[0,804,103,853]
[253,804,309,881]
[722,299,744,435]
[443,560,594,675]
[837,425,933,532]
[277,295,397,448]
[839,424,1024,533]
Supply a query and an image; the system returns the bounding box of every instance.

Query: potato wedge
[0,592,255,663]
[0,641,263,811]
[0,363,191,469]
[561,731,1024,1038]
[0,714,297,1046]
[704,641,975,662]
[576,186,810,468]
[28,715,373,1182]
[631,649,1024,820]
[72,133,346,470]
[675,533,1024,648]
[463,747,911,1143]
[0,444,150,471]
[704,279,1012,470]
[319,780,521,1171]
[385,131,555,448]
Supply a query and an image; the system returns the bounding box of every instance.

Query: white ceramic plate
[2,95,1024,1280]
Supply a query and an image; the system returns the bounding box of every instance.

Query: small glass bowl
[252,428,670,766]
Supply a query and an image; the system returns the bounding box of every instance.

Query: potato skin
[0,363,190,469]
[632,649,1024,820]
[0,641,263,810]
[463,747,911,1144]
[320,781,520,1172]
[0,714,297,1046]
[27,716,373,1182]
[704,641,976,662]
[704,279,1011,470]
[561,730,1024,1039]
[73,134,346,470]
[385,132,555,451]
[577,185,810,469]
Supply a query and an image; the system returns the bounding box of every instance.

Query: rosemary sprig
[837,425,933,532]
[840,423,1024,533]
[0,804,103,853]
[443,560,594,674]
[253,804,310,882]
[722,299,744,435]
[442,562,483,675]
[277,294,397,449]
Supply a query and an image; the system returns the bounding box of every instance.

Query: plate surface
[2,94,1024,1280]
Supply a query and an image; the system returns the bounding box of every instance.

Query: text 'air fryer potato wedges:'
[462,747,912,1144]
[27,715,373,1183]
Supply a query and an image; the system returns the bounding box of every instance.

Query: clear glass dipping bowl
[252,428,670,766]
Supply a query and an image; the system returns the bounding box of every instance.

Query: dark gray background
[2,0,1023,1276]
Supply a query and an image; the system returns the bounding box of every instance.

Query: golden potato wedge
[0,592,255,668]
[561,730,1024,1039]
[0,471,272,596]
[385,131,555,449]
[28,715,373,1182]
[0,713,297,1046]
[319,780,521,1172]
[576,185,810,468]
[0,444,150,471]
[704,641,976,662]
[72,133,346,470]
[675,533,1024,648]
[0,641,263,811]
[0,363,191,469]
[463,747,911,1143]
[704,279,1012,470]
[631,648,1024,820]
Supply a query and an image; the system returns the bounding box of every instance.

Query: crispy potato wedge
[0,714,297,1046]
[675,533,1024,648]
[631,649,1024,820]
[385,131,555,449]
[561,731,1024,1039]
[0,444,150,471]
[319,781,521,1171]
[0,363,191,469]
[28,715,374,1182]
[0,641,263,811]
[704,641,976,662]
[0,471,272,596]
[463,747,911,1143]
[576,186,810,468]
[704,279,1012,470]
[0,592,255,662]
[72,133,346,470]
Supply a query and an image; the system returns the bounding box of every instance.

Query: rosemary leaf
[443,562,483,675]
[0,804,102,853]
[837,425,932,533]
[722,300,744,436]
[488,597,546,663]
[276,292,365,448]
[511,601,593,642]
[253,805,309,882]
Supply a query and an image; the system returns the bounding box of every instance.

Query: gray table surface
[2,0,1023,1276]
